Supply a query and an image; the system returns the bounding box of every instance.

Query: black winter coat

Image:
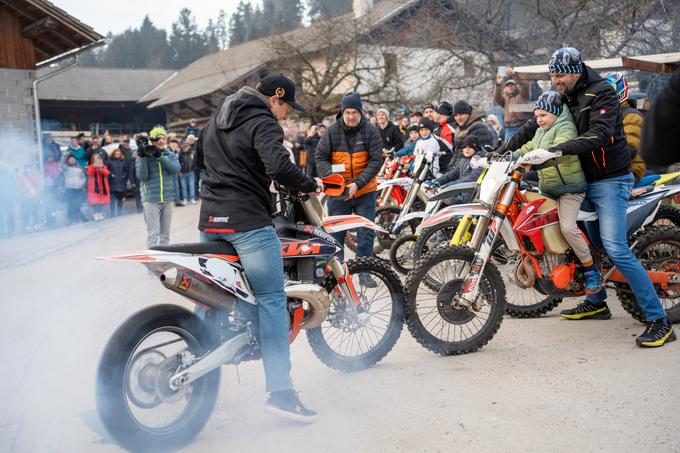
[507,66,630,182]
[196,87,317,232]
[106,158,128,193]
[452,108,494,158]
[641,68,680,166]
[378,122,405,152]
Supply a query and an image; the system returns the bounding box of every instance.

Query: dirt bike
[95,175,405,452]
[376,152,415,208]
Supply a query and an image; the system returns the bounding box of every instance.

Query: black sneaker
[560,301,612,320]
[636,318,677,348]
[358,273,377,288]
[265,390,319,423]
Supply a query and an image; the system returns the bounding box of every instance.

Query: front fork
[329,256,361,317]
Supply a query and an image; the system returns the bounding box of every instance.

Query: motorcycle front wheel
[307,257,405,372]
[96,304,220,452]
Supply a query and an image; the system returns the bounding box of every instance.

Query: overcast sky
[52,1,261,36]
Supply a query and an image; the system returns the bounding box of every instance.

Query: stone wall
[0,67,36,164]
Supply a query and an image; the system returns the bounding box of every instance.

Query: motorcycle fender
[323,215,389,234]
[377,177,413,191]
[417,203,490,232]
[395,211,426,229]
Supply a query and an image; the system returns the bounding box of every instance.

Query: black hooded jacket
[196,87,317,232]
[640,68,680,166]
[503,65,630,182]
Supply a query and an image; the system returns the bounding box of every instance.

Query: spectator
[135,126,181,248]
[493,66,532,139]
[68,136,87,168]
[376,108,405,152]
[397,115,410,137]
[86,154,110,221]
[77,133,91,154]
[118,136,142,213]
[102,133,114,146]
[107,149,128,217]
[168,139,184,206]
[423,103,436,121]
[42,133,61,161]
[86,136,107,164]
[409,111,423,124]
[60,152,86,224]
[395,124,420,157]
[640,68,680,166]
[432,101,455,149]
[451,100,494,157]
[186,134,201,200]
[17,165,42,232]
[184,118,200,138]
[436,135,484,202]
[0,161,18,237]
[486,113,505,147]
[414,117,448,178]
[316,92,382,285]
[304,125,321,177]
[179,138,197,204]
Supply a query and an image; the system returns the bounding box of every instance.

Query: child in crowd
[86,154,110,221]
[60,152,86,224]
[435,135,484,202]
[107,149,128,217]
[413,117,449,178]
[511,90,601,293]
[395,124,420,157]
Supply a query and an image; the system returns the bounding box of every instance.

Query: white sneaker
[190,199,197,205]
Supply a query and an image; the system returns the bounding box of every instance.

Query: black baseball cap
[256,73,305,111]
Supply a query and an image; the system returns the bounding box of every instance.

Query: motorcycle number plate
[332,164,346,173]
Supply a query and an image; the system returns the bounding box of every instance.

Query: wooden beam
[622,57,677,75]
[22,15,57,38]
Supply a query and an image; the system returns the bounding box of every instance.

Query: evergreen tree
[264,0,303,34]
[97,17,169,68]
[168,8,210,68]
[229,1,253,47]
[308,0,351,21]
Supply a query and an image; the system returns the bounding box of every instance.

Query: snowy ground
[0,203,677,453]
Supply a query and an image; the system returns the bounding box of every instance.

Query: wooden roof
[0,0,103,63]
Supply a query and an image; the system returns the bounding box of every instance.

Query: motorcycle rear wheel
[389,233,419,274]
[96,304,220,452]
[307,257,404,371]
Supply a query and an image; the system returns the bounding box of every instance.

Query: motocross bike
[376,153,415,208]
[95,175,405,452]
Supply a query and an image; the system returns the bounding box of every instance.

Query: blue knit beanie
[548,47,583,74]
[341,92,363,112]
[534,90,563,116]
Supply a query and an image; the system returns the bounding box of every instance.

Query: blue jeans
[172,174,182,203]
[584,173,666,321]
[326,191,376,259]
[180,172,196,201]
[201,226,292,392]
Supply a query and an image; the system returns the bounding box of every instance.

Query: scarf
[93,168,108,195]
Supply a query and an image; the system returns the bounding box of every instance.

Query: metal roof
[36,66,175,102]
[514,52,680,79]
[141,0,418,109]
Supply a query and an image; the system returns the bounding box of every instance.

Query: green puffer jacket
[512,108,586,197]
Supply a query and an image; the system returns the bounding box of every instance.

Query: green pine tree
[307,0,351,21]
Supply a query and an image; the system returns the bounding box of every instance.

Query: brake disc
[436,278,476,324]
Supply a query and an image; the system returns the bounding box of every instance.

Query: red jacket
[86,165,110,205]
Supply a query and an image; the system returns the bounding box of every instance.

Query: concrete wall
[0,67,36,165]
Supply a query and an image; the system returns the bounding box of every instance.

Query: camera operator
[135,126,181,248]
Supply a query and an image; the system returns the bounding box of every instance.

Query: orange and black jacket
[507,65,630,183]
[315,113,383,198]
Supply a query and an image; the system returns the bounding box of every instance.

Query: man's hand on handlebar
[313,177,324,194]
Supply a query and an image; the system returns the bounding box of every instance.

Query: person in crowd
[293,129,307,170]
[136,126,180,248]
[509,47,674,347]
[17,165,42,233]
[118,136,142,213]
[168,139,184,207]
[0,161,17,238]
[409,111,423,124]
[511,91,601,293]
[86,154,110,221]
[493,66,532,139]
[68,136,87,168]
[107,149,128,217]
[43,153,61,228]
[434,135,484,202]
[414,117,449,178]
[316,91,382,281]
[432,101,455,149]
[603,72,646,182]
[397,115,410,137]
[486,113,505,147]
[186,133,201,199]
[179,137,197,204]
[376,108,405,153]
[60,152,86,224]
[423,104,437,122]
[395,124,420,157]
[304,125,321,177]
[184,118,200,138]
[197,73,320,421]
[451,100,494,158]
[102,133,114,146]
[640,68,680,166]
[86,136,108,164]
[77,133,91,154]
[42,133,61,161]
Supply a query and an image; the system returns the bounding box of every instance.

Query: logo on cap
[275,87,286,97]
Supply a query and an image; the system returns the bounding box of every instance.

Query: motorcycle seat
[151,242,238,257]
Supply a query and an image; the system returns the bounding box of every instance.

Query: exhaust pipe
[160,268,236,311]
[285,284,330,330]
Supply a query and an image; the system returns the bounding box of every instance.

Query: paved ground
[0,203,678,453]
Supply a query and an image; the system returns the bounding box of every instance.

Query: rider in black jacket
[196,74,322,421]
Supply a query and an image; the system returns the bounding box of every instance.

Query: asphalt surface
[0,202,677,453]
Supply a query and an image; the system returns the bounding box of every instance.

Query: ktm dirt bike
[376,152,414,208]
[95,175,405,452]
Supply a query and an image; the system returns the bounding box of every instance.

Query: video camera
[135,135,160,157]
